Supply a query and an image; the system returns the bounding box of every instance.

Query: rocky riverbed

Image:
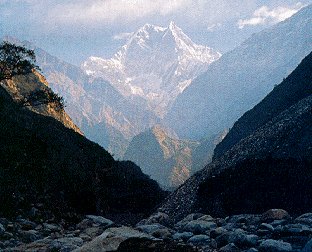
[1,209,312,251]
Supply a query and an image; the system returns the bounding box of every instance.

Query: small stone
[151,228,172,239]
[84,226,103,238]
[219,243,240,252]
[210,227,227,238]
[180,220,217,234]
[187,234,210,246]
[175,213,204,229]
[246,248,258,252]
[137,212,172,227]
[43,223,62,233]
[172,232,194,241]
[17,219,37,230]
[0,223,5,234]
[86,215,114,227]
[49,237,84,251]
[259,239,292,252]
[19,230,41,243]
[259,223,274,232]
[136,224,166,234]
[197,215,214,222]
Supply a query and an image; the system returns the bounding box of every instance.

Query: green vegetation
[0,41,39,80]
[22,89,65,110]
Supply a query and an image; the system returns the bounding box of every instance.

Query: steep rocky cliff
[1,71,82,134]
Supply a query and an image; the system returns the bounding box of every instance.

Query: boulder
[16,219,37,231]
[259,223,274,232]
[175,213,204,229]
[43,223,62,233]
[197,215,214,222]
[228,229,258,248]
[49,237,84,252]
[187,234,210,246]
[261,209,290,222]
[179,220,217,234]
[137,212,172,227]
[151,228,172,239]
[19,230,41,243]
[259,239,292,252]
[219,243,240,252]
[302,238,312,252]
[210,227,227,239]
[86,215,114,227]
[136,224,166,234]
[73,226,152,252]
[295,213,312,226]
[116,237,198,252]
[172,232,194,241]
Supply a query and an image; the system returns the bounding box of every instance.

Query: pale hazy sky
[0,0,310,64]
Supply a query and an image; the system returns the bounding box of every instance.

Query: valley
[0,2,312,252]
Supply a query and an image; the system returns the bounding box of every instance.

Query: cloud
[113,32,134,40]
[49,0,190,25]
[238,2,307,29]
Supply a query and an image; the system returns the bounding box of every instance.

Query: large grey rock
[137,212,172,227]
[175,213,204,227]
[74,226,152,252]
[172,232,194,241]
[86,215,114,227]
[19,230,41,243]
[259,239,292,252]
[210,227,227,239]
[197,215,214,222]
[49,237,84,252]
[136,224,166,234]
[261,209,289,222]
[259,223,274,232]
[228,229,258,247]
[17,219,37,231]
[187,234,210,246]
[151,228,172,239]
[219,243,240,252]
[43,223,62,233]
[179,220,217,234]
[295,213,312,226]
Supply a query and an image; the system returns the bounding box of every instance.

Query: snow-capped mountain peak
[82,22,221,117]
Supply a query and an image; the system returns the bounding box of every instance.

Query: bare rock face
[0,71,82,134]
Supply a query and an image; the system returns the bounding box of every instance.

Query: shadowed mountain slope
[159,51,312,221]
[0,72,166,223]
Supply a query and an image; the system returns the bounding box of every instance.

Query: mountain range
[82,22,221,117]
[2,5,311,191]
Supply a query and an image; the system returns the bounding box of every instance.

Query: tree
[22,89,65,111]
[0,41,40,81]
